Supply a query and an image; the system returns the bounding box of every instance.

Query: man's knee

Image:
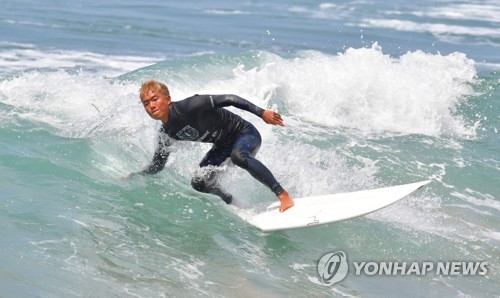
[191,168,216,192]
[191,176,207,192]
[230,150,249,168]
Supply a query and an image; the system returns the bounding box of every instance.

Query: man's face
[141,90,171,122]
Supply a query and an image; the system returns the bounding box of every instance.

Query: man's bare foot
[277,191,294,212]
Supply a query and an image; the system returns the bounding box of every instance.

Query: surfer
[125,80,294,212]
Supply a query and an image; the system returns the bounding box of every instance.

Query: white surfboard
[246,180,430,231]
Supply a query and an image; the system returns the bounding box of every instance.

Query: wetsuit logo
[317,251,348,286]
[175,125,200,141]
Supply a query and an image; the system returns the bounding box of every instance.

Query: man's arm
[134,147,170,176]
[210,94,285,126]
[125,133,171,178]
[210,94,265,117]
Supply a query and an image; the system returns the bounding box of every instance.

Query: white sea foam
[288,3,355,20]
[0,42,164,76]
[223,45,478,138]
[318,3,337,10]
[0,70,143,133]
[360,19,500,39]
[476,61,500,71]
[384,3,500,24]
[451,190,500,212]
[423,4,500,24]
[368,193,490,250]
[205,9,247,15]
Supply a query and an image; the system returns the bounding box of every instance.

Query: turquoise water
[1,0,499,297]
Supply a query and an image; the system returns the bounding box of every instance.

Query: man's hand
[262,110,285,126]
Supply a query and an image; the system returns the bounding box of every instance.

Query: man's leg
[230,124,294,212]
[191,145,233,204]
[230,125,284,195]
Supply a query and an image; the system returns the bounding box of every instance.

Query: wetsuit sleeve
[131,131,171,176]
[210,94,265,118]
[138,145,170,175]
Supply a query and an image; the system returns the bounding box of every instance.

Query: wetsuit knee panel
[191,169,215,192]
[230,149,249,169]
[191,176,207,192]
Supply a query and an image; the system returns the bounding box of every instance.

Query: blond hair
[140,80,170,100]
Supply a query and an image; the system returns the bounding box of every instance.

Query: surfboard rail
[246,180,431,232]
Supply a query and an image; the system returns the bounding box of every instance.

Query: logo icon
[318,251,348,285]
[176,125,200,141]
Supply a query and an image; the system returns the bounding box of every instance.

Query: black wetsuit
[135,94,284,203]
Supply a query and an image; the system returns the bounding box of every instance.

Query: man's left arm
[211,94,285,126]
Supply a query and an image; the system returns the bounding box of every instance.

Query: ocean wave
[360,19,500,40]
[0,46,481,140]
[227,46,478,137]
[0,42,165,77]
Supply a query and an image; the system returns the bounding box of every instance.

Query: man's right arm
[134,147,170,176]
[126,133,171,178]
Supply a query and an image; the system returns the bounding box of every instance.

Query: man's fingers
[263,110,285,126]
[273,112,284,126]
